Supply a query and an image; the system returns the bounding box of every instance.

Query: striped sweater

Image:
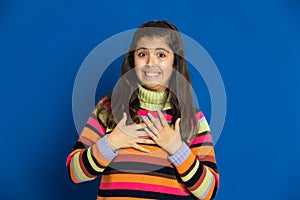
[66,87,219,199]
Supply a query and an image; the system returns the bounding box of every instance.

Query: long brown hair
[96,20,198,142]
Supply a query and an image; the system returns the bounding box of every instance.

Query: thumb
[175,118,181,132]
[119,112,127,126]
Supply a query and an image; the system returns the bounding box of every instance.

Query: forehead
[136,36,171,50]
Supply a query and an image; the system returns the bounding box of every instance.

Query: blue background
[1,0,299,199]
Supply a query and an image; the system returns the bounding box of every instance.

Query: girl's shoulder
[92,96,112,127]
[97,96,112,109]
[193,108,210,134]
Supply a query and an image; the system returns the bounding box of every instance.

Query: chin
[142,83,166,92]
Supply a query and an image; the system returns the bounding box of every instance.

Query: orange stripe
[191,146,215,157]
[176,153,196,174]
[113,154,170,166]
[203,176,216,200]
[68,149,85,183]
[69,148,83,158]
[118,145,169,159]
[80,127,101,143]
[92,144,110,167]
[101,173,182,188]
[69,159,79,183]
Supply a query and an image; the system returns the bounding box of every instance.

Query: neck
[138,85,172,110]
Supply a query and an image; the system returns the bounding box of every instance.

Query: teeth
[145,72,160,77]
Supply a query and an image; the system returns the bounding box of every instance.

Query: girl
[66,20,219,199]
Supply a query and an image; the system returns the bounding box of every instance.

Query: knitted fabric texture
[66,87,219,200]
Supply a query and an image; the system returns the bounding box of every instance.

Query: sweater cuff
[96,135,119,161]
[168,143,191,167]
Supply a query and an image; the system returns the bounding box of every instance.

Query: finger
[175,118,181,132]
[157,110,168,126]
[127,123,147,130]
[143,119,159,135]
[147,113,162,130]
[118,112,127,126]
[117,113,128,133]
[124,123,148,137]
[132,143,150,153]
[144,127,158,141]
[136,138,155,145]
[130,130,148,137]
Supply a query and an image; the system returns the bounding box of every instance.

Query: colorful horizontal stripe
[100,182,191,195]
[66,95,219,199]
[137,109,173,123]
[87,116,106,136]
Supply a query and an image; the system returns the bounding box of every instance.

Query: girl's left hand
[144,110,183,155]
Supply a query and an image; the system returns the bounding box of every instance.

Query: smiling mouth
[144,71,161,78]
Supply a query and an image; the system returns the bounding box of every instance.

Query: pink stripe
[80,136,94,146]
[99,96,110,107]
[191,111,205,127]
[137,110,173,122]
[190,134,212,146]
[100,182,190,196]
[66,156,72,166]
[100,96,108,102]
[196,111,204,120]
[87,117,106,135]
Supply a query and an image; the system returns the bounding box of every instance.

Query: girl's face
[134,36,174,92]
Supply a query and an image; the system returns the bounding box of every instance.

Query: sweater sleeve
[168,111,220,199]
[66,97,117,184]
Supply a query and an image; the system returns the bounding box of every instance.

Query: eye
[157,52,166,58]
[137,52,147,57]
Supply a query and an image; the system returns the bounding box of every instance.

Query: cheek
[165,55,174,67]
[134,65,143,78]
[134,56,145,67]
[135,66,141,72]
[166,68,174,78]
[134,58,138,67]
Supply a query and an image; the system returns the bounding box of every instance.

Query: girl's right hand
[106,113,154,153]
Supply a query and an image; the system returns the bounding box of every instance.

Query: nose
[146,53,156,67]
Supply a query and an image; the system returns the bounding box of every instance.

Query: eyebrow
[135,47,170,53]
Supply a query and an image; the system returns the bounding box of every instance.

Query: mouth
[143,71,161,78]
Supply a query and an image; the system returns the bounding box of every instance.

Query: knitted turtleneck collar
[138,85,172,110]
